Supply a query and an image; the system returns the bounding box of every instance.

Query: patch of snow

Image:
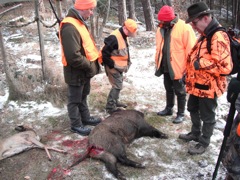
[6,101,66,121]
[0,89,9,110]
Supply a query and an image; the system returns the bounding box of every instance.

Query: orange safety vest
[237,122,240,136]
[59,17,99,66]
[110,29,129,70]
[155,19,196,80]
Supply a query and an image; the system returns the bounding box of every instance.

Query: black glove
[193,60,200,70]
[103,58,114,69]
[227,77,240,104]
[108,61,115,69]
[179,74,186,85]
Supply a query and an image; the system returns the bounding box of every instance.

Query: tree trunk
[209,0,214,10]
[237,0,240,29]
[233,0,239,29]
[118,0,127,25]
[99,0,111,40]
[56,0,63,20]
[227,0,229,22]
[0,27,25,100]
[219,0,222,16]
[154,0,162,14]
[90,10,97,40]
[35,0,46,81]
[163,0,172,6]
[128,0,136,20]
[141,0,155,31]
[232,0,238,28]
[0,28,8,93]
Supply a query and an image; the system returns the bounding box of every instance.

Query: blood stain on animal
[62,139,88,149]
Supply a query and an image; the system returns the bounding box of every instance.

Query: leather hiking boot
[71,126,91,136]
[178,132,199,142]
[157,107,173,116]
[116,102,127,108]
[82,116,102,126]
[172,115,185,124]
[188,143,207,155]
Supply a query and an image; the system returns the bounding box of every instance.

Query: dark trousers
[163,73,186,115]
[67,79,91,127]
[105,66,123,110]
[187,94,217,147]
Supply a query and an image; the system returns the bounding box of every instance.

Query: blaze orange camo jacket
[186,30,233,99]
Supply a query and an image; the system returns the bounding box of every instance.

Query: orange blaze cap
[74,0,97,10]
[124,19,137,33]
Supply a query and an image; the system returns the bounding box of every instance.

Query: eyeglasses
[192,19,201,26]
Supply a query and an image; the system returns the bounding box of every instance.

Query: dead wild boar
[70,109,168,180]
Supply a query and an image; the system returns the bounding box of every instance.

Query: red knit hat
[158,5,176,21]
[74,0,97,10]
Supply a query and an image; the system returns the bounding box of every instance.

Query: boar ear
[15,125,25,132]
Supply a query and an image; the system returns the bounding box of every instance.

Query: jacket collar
[159,14,179,29]
[204,17,220,36]
[119,27,127,39]
[66,7,87,27]
[171,14,179,25]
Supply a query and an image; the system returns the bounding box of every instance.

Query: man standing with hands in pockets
[59,0,101,136]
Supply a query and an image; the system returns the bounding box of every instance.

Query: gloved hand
[227,77,240,104]
[179,74,186,85]
[107,59,115,69]
[87,61,99,78]
[193,60,200,70]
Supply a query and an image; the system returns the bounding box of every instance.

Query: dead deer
[0,125,66,161]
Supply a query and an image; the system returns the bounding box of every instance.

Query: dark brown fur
[71,110,168,180]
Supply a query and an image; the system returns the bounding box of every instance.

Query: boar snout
[152,130,168,139]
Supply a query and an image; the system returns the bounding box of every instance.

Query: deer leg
[27,137,52,160]
[28,137,66,160]
[45,146,67,154]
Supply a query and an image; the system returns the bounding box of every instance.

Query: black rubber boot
[157,107,173,116]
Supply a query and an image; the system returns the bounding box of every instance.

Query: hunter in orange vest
[155,5,196,124]
[102,19,137,114]
[60,17,99,66]
[59,0,101,136]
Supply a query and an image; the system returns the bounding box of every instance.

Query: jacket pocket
[194,83,209,90]
[87,61,100,78]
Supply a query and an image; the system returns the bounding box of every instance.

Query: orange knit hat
[74,0,97,10]
[124,19,137,33]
